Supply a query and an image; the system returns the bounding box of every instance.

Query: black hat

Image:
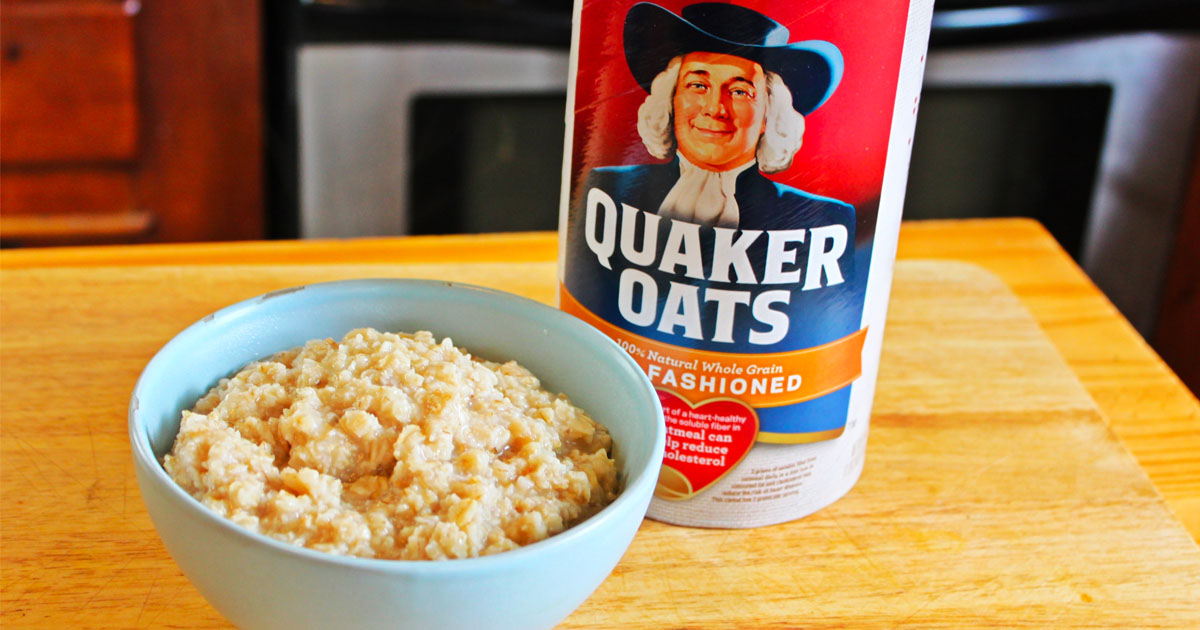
[623,2,844,115]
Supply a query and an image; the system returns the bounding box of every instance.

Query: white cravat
[658,155,756,228]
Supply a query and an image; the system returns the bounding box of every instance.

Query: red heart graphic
[654,391,759,500]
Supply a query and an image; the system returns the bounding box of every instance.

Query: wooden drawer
[0,168,151,243]
[0,1,139,164]
[0,0,264,246]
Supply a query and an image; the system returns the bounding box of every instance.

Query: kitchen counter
[2,218,1198,628]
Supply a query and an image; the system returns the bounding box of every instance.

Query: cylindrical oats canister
[557,1,935,527]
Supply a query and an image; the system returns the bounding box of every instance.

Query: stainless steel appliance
[914,31,1200,333]
[297,43,568,237]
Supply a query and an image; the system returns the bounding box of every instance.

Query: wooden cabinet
[0,0,263,245]
[1153,126,1200,395]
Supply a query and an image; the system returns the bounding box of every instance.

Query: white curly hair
[635,55,807,174]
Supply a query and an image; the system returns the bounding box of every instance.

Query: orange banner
[560,285,867,408]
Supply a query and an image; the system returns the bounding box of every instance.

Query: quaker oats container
[557,1,934,527]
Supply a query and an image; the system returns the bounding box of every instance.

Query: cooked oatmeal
[162,328,618,560]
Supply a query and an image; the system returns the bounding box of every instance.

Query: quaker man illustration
[591,1,853,231]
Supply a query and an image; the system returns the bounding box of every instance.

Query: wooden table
[3,218,1198,628]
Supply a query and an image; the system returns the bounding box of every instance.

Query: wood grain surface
[4,218,1196,538]
[896,220,1200,539]
[2,256,1197,628]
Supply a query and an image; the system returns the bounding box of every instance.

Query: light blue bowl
[129,279,665,630]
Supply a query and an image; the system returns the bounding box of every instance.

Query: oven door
[913,33,1200,334]
[298,43,569,238]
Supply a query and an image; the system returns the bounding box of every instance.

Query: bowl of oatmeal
[129,279,665,630]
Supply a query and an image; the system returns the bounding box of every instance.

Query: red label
[656,391,759,500]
